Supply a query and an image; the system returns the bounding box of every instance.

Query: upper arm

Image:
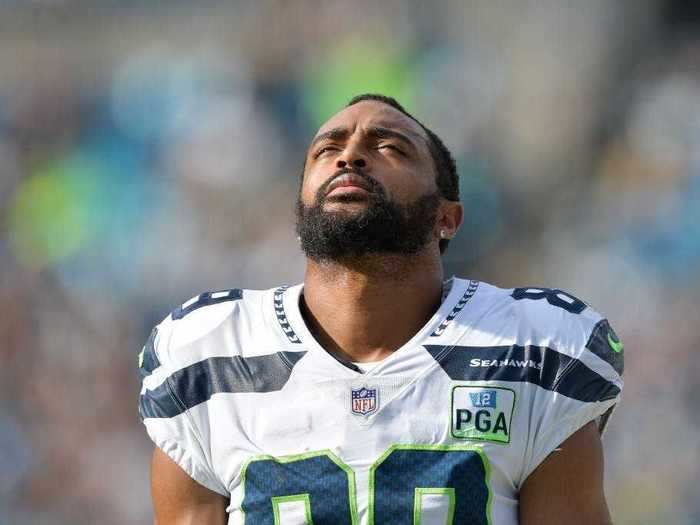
[151,446,228,525]
[519,421,613,525]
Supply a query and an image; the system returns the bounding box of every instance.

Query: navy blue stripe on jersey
[139,327,161,379]
[424,344,620,403]
[585,319,624,376]
[139,351,307,419]
[171,289,243,320]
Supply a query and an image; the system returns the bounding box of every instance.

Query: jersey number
[241,445,491,524]
[171,288,242,320]
[511,287,587,314]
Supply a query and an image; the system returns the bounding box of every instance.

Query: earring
[440,230,446,239]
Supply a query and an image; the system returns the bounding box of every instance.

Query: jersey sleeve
[520,308,624,485]
[137,315,229,496]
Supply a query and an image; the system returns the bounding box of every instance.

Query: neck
[301,251,444,363]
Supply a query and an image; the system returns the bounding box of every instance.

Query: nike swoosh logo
[607,333,624,354]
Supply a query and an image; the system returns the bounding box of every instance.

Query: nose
[336,140,367,170]
[336,158,366,170]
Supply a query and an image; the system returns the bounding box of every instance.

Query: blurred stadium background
[1,1,699,523]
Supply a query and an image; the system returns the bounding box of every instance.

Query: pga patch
[451,386,515,444]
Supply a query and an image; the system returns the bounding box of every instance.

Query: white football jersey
[139,277,623,524]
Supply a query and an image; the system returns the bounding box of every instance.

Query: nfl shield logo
[351,387,378,416]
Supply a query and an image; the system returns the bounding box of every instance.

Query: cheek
[300,168,325,204]
[387,169,436,202]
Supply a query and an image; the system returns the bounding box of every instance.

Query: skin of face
[301,100,440,213]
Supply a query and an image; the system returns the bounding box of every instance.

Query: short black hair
[347,93,460,253]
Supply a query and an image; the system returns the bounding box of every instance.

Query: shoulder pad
[170,288,243,320]
[148,288,248,370]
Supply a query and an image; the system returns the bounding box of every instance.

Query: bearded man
[138,94,623,524]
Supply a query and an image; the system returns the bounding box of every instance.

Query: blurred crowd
[1,1,699,524]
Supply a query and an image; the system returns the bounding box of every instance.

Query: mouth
[325,172,373,198]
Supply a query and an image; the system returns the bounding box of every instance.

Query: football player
[139,94,623,524]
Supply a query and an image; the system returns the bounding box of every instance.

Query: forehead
[314,100,428,143]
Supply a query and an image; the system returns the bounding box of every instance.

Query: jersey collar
[277,277,473,376]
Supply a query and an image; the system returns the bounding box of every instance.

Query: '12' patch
[451,386,516,444]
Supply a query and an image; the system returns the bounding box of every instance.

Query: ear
[435,201,463,241]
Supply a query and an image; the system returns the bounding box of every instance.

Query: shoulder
[472,280,623,378]
[143,285,283,373]
[476,281,596,326]
[138,284,303,422]
[475,281,609,342]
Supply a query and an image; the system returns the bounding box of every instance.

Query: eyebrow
[309,125,420,151]
[309,127,350,150]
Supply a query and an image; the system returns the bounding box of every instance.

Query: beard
[295,171,441,262]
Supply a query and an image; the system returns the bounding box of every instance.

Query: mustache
[316,168,386,200]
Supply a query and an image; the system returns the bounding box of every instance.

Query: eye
[378,143,405,156]
[313,146,340,159]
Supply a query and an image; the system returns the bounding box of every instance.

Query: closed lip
[325,173,373,195]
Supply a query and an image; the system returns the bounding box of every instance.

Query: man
[138,94,623,524]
